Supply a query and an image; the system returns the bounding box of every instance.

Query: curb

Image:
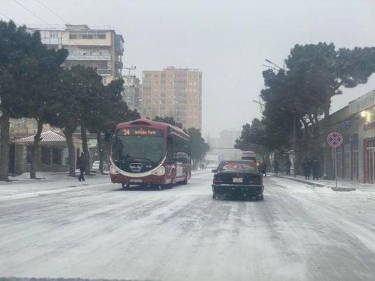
[274,175,325,187]
[330,186,356,192]
[275,174,357,191]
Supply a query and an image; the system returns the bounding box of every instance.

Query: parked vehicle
[91,161,108,172]
[212,160,264,201]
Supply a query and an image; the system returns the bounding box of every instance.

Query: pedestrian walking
[77,152,86,182]
[312,157,319,180]
[261,162,267,176]
[302,156,311,180]
[274,160,279,174]
[285,158,292,175]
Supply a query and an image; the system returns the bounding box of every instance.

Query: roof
[15,130,81,143]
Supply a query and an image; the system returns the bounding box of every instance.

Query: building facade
[208,130,242,161]
[141,67,202,130]
[325,106,359,181]
[327,90,375,183]
[123,75,141,110]
[27,24,124,84]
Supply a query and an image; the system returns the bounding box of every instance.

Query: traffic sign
[327,131,343,148]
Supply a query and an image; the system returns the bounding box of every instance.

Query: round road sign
[327,131,343,148]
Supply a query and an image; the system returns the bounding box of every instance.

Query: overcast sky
[2,0,375,137]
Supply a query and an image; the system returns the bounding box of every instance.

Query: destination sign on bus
[118,128,164,137]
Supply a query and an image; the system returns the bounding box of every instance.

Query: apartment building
[123,75,141,111]
[27,24,124,84]
[141,67,202,130]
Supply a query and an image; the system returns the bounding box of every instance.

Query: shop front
[14,130,82,174]
[349,90,375,183]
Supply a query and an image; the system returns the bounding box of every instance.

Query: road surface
[1,171,375,281]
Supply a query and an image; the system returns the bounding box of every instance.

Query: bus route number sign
[120,128,163,137]
[327,131,343,148]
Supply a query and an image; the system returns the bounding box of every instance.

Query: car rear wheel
[257,194,264,201]
[122,183,130,190]
[213,193,220,200]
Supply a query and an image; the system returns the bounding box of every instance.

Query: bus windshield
[112,129,166,165]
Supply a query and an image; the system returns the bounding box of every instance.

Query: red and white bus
[109,119,191,189]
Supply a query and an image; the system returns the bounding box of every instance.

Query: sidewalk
[274,173,375,192]
[0,171,109,201]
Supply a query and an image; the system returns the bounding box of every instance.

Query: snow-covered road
[1,171,375,281]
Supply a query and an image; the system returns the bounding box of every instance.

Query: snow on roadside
[0,172,110,201]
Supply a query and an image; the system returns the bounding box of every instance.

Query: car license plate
[130,179,142,183]
[233,178,243,183]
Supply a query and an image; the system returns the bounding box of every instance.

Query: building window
[50,32,58,38]
[82,34,94,39]
[52,148,63,164]
[41,147,51,164]
[98,34,106,39]
[69,34,77,39]
[27,146,33,164]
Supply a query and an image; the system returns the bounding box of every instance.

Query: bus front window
[112,135,166,166]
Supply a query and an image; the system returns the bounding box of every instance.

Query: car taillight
[249,176,262,185]
[213,175,223,184]
[254,176,262,185]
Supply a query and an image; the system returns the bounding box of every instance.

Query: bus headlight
[152,166,165,176]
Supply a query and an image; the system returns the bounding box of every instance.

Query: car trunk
[216,172,261,185]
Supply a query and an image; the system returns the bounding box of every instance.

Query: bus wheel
[181,179,187,185]
[163,184,172,189]
[122,183,130,190]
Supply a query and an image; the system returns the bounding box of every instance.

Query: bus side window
[167,136,174,164]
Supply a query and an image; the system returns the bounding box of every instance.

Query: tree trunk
[64,128,76,177]
[0,112,10,181]
[97,132,104,174]
[80,124,90,175]
[30,119,44,179]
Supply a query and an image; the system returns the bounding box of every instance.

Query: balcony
[115,61,123,69]
[66,54,111,61]
[41,38,62,45]
[96,69,112,75]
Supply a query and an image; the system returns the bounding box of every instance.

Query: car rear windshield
[218,161,258,173]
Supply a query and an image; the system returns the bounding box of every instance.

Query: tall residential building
[141,67,202,130]
[27,24,124,84]
[123,75,141,111]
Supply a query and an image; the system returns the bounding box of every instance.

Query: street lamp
[253,99,265,113]
[293,112,296,178]
[265,59,283,70]
[262,64,279,71]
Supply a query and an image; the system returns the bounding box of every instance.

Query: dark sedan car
[212,160,264,201]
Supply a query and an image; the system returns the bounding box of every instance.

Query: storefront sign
[349,90,375,115]
[363,121,375,131]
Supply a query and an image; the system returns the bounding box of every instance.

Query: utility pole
[293,112,296,177]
